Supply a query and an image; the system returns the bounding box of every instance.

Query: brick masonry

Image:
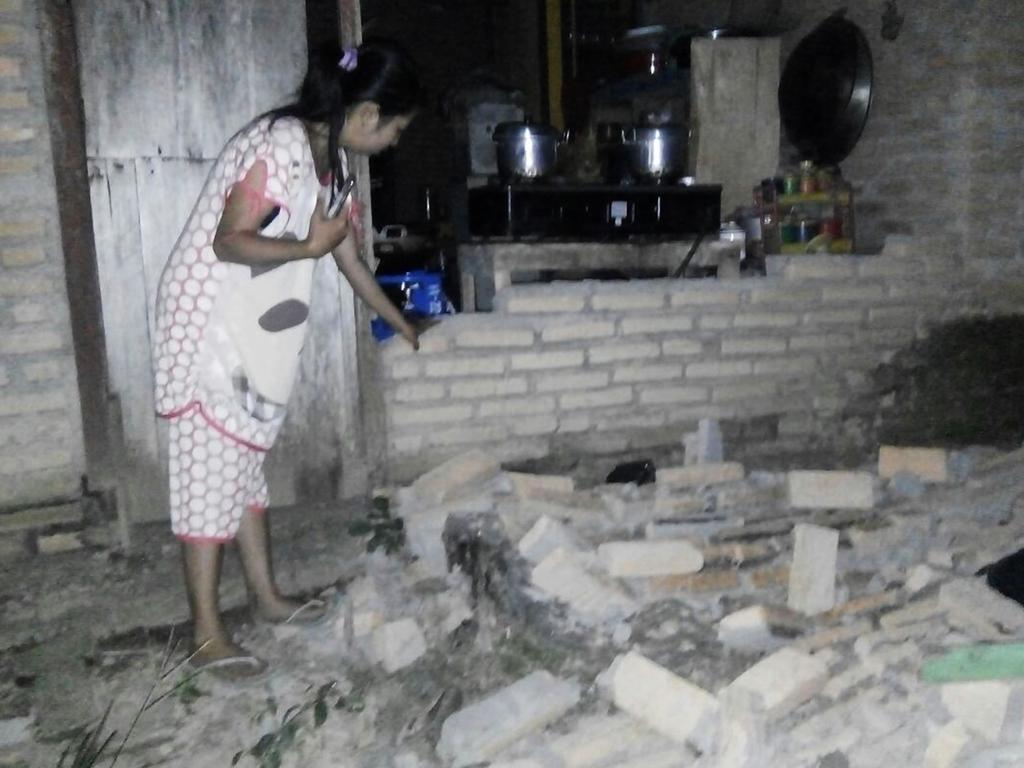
[378,245,1024,481]
[0,0,86,508]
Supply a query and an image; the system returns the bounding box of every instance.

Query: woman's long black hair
[265,38,421,203]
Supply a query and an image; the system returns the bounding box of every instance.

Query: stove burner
[468,182,721,240]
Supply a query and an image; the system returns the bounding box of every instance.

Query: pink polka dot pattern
[152,116,312,443]
[168,405,268,541]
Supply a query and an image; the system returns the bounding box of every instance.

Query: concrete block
[534,371,608,393]
[597,539,704,578]
[559,387,634,410]
[546,713,676,768]
[787,523,839,615]
[592,292,665,311]
[455,329,535,348]
[505,294,586,313]
[0,713,33,748]
[696,418,724,463]
[437,670,580,767]
[588,342,661,364]
[598,650,720,753]
[656,462,745,490]
[717,605,805,652]
[0,502,81,533]
[518,516,581,564]
[786,471,875,509]
[686,360,752,379]
[531,547,636,624]
[940,681,1018,742]
[661,338,703,356]
[619,314,694,334]
[924,720,973,768]
[725,648,828,719]
[612,363,683,383]
[510,350,585,371]
[403,510,451,576]
[369,618,427,674]
[905,564,939,594]
[505,471,574,499]
[410,451,501,505]
[449,377,528,399]
[34,531,84,555]
[639,385,708,405]
[878,446,949,483]
[541,320,616,343]
[939,578,1024,635]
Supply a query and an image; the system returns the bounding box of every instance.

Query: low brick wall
[378,245,1024,481]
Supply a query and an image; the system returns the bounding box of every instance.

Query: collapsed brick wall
[378,244,1024,482]
[0,0,87,507]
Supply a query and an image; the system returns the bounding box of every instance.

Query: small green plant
[347,496,405,554]
[233,682,340,768]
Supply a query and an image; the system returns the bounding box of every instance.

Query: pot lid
[778,12,873,164]
[492,121,559,140]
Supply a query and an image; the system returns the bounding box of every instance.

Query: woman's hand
[304,198,352,257]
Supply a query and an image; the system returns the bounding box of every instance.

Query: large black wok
[778,12,873,165]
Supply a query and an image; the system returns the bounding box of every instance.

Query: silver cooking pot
[622,125,686,181]
[492,121,561,180]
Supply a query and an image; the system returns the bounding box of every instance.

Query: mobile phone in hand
[325,175,356,219]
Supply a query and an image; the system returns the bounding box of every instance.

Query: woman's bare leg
[235,509,307,621]
[182,540,247,661]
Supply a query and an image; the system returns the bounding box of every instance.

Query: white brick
[720,337,787,355]
[510,416,559,436]
[786,471,875,509]
[20,360,62,381]
[750,285,821,304]
[613,363,682,383]
[535,371,608,393]
[725,648,828,719]
[560,387,633,410]
[781,258,856,280]
[410,451,501,504]
[391,404,472,426]
[669,288,743,307]
[479,396,555,417]
[788,333,853,351]
[426,424,509,447]
[939,578,1024,635]
[940,682,1014,742]
[0,329,63,354]
[657,462,744,489]
[868,307,918,325]
[639,385,707,405]
[599,651,720,753]
[620,314,694,335]
[368,618,427,673]
[698,315,734,330]
[821,284,885,302]
[661,339,703,356]
[505,471,574,498]
[518,515,581,563]
[802,309,863,326]
[438,671,581,768]
[0,712,33,749]
[686,360,751,379]
[390,435,424,454]
[598,539,703,577]
[510,350,584,371]
[592,292,665,311]
[713,382,771,403]
[878,446,949,483]
[35,531,84,555]
[787,523,839,615]
[449,377,528,399]
[393,382,446,403]
[531,547,636,623]
[425,356,506,377]
[506,294,586,313]
[456,329,535,348]
[0,390,65,416]
[11,302,46,324]
[924,720,972,768]
[753,356,818,375]
[717,605,797,652]
[542,321,615,343]
[588,342,660,364]
[732,312,800,328]
[390,359,421,379]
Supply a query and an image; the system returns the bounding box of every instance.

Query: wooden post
[337,0,387,496]
[545,0,564,129]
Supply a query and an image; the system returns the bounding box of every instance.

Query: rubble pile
[4,431,1024,767]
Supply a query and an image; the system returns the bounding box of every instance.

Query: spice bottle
[799,160,817,195]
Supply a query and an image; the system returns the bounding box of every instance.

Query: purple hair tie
[339,48,358,72]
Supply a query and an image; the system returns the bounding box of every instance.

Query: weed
[232,681,340,768]
[348,496,405,555]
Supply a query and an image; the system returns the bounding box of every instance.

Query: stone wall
[378,243,1024,482]
[0,0,87,508]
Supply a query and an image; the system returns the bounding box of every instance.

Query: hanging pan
[778,11,873,165]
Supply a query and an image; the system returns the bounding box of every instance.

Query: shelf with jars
[755,162,856,256]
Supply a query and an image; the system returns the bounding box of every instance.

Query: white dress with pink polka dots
[153,116,324,450]
[153,116,332,540]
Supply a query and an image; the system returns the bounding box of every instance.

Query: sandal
[254,595,339,628]
[189,653,269,682]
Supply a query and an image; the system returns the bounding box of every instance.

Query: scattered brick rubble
[4,438,1024,767]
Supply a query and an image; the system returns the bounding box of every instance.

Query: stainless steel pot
[492,121,561,180]
[622,125,686,181]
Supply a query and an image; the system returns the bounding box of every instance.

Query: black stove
[467,181,721,240]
